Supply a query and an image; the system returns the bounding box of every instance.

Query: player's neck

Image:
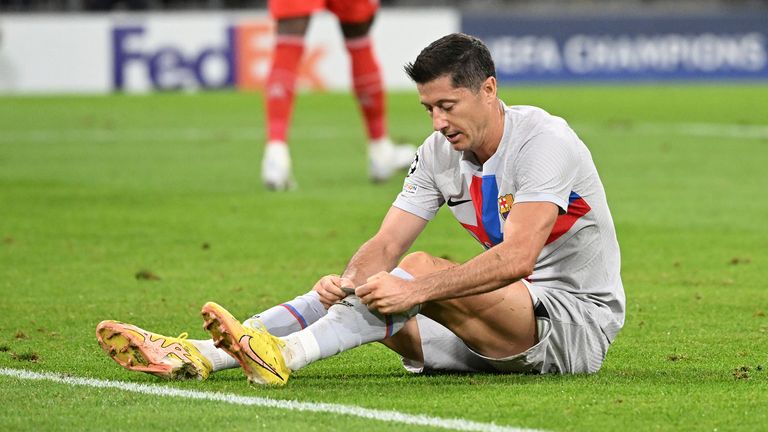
[473,101,505,165]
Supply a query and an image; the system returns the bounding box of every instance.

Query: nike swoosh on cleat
[239,335,284,381]
[446,198,471,207]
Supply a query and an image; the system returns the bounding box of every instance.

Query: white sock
[278,267,418,371]
[280,329,321,371]
[191,339,238,372]
[243,291,327,337]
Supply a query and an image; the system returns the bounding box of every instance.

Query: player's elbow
[495,244,536,280]
[514,259,535,281]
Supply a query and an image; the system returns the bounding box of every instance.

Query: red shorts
[269,0,379,23]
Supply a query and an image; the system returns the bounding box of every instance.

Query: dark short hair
[404,33,496,92]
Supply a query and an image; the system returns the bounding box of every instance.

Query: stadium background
[1,0,768,93]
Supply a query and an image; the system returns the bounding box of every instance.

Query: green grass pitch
[0,85,767,431]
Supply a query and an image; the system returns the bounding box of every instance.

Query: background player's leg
[262,17,310,191]
[342,20,385,143]
[341,19,415,182]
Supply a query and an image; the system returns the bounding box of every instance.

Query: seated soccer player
[97,33,625,384]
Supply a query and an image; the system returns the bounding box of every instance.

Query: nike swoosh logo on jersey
[447,198,471,207]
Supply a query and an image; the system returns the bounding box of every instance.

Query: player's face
[417,74,500,159]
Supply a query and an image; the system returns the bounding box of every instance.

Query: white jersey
[393,102,625,337]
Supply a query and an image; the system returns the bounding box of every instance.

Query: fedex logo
[112,22,325,91]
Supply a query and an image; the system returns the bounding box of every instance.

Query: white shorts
[401,282,620,374]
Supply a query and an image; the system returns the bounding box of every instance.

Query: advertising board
[0,9,458,94]
[462,14,768,83]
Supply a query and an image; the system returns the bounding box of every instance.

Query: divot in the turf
[135,269,161,281]
[11,351,40,362]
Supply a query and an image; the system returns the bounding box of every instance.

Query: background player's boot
[201,302,291,386]
[261,141,296,191]
[96,320,212,380]
[369,137,416,182]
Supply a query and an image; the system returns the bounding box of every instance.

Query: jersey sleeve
[392,139,444,220]
[511,132,580,213]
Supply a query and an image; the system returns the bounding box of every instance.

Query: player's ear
[481,76,497,101]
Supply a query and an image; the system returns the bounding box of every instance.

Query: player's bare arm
[312,206,427,308]
[357,202,558,314]
[342,206,427,286]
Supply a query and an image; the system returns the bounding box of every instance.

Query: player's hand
[355,271,417,314]
[312,274,353,309]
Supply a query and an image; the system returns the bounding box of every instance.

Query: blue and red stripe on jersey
[459,175,591,249]
[460,175,502,249]
[545,191,591,245]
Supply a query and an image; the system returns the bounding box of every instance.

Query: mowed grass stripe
[0,368,546,432]
[2,122,768,144]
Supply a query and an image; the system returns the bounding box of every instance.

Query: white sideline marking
[2,122,768,144]
[0,368,544,432]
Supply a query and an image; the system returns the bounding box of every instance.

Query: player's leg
[340,19,385,144]
[200,252,519,385]
[262,0,320,190]
[377,253,453,366]
[338,8,416,182]
[378,318,423,365]
[201,267,421,385]
[243,290,328,336]
[397,252,537,359]
[419,282,536,358]
[96,291,329,380]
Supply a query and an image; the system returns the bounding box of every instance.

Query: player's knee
[340,19,373,39]
[398,251,438,276]
[277,16,311,35]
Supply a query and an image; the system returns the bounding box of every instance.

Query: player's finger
[316,289,335,303]
[312,274,339,292]
[354,282,372,298]
[319,277,345,295]
[317,296,334,309]
[317,286,344,304]
[326,284,348,300]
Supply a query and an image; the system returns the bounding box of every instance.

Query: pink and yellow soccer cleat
[96,320,212,381]
[201,302,290,386]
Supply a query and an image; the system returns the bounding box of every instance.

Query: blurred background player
[261,0,416,190]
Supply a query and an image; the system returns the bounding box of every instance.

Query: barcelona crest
[498,194,514,220]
